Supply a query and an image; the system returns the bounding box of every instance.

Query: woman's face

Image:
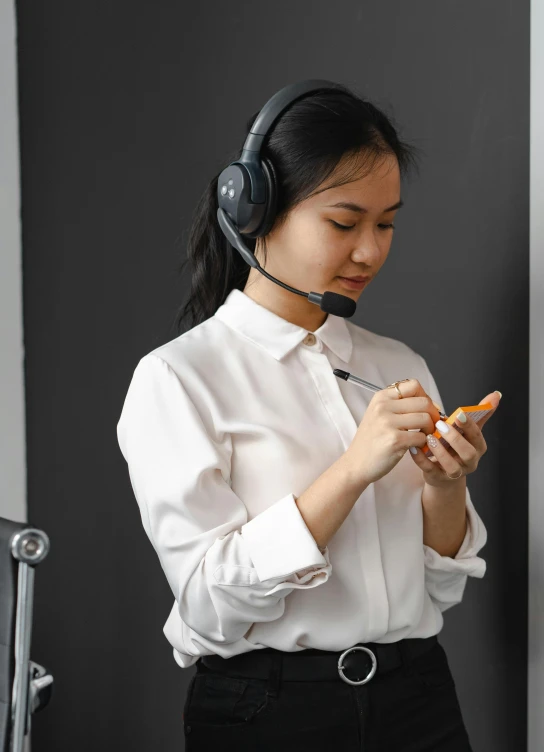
[251,152,401,317]
[246,150,402,330]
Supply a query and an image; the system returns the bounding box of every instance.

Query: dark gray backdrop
[16,1,528,749]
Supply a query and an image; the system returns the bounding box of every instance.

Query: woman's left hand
[409,391,502,488]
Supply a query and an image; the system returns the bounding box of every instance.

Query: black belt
[199,634,438,687]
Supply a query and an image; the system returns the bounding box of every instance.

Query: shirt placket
[299,332,390,639]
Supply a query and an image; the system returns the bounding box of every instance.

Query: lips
[339,276,370,282]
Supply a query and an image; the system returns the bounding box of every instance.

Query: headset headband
[217,79,344,238]
[238,79,342,204]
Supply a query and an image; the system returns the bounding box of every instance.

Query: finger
[392,412,439,434]
[382,379,427,400]
[388,396,442,428]
[432,418,478,465]
[424,431,464,476]
[476,391,501,430]
[408,442,441,472]
[451,410,487,456]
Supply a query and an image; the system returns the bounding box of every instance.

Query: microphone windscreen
[321,291,357,318]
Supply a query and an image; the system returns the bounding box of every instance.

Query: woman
[117,81,500,751]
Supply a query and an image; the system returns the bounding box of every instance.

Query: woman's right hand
[344,378,442,486]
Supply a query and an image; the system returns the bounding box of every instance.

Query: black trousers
[182,637,474,751]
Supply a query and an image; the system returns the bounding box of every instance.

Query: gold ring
[386,380,408,399]
[445,468,463,480]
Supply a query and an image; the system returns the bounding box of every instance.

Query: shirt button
[303,333,317,346]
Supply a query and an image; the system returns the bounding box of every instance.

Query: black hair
[173,83,420,335]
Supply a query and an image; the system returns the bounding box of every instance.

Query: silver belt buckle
[337,646,377,686]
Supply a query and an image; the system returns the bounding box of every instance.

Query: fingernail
[432,400,443,412]
[495,391,502,399]
[456,410,467,424]
[426,434,439,448]
[436,420,450,434]
[409,446,418,455]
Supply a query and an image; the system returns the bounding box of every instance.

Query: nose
[350,229,383,266]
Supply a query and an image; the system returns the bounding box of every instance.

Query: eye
[330,220,355,231]
[329,220,396,232]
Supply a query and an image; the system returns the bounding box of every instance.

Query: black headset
[216,79,357,319]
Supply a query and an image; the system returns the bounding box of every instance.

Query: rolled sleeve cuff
[423,487,487,578]
[241,492,331,583]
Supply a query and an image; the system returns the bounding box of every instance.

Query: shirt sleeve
[417,354,488,613]
[116,354,332,647]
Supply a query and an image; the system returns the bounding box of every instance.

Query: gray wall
[528,0,544,747]
[16,1,528,750]
[1,0,26,525]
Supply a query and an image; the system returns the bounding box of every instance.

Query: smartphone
[421,402,494,458]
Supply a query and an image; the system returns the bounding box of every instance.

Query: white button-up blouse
[116,288,487,669]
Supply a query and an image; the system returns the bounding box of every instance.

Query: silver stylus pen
[332,368,449,422]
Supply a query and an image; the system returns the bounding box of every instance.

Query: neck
[242,269,329,332]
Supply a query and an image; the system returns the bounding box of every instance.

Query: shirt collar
[214,288,353,363]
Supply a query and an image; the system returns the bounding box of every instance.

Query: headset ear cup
[255,157,278,237]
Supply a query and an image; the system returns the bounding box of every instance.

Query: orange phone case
[422,402,494,458]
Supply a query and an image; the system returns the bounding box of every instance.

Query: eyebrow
[326,199,404,213]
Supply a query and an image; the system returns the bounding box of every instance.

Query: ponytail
[173,167,255,335]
